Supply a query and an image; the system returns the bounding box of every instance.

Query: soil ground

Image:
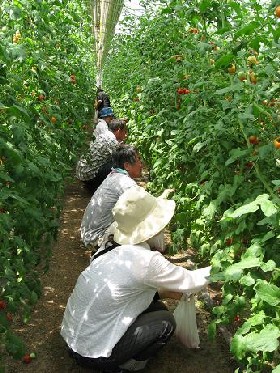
[5,178,236,373]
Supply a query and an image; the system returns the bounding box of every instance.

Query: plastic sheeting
[92,0,124,86]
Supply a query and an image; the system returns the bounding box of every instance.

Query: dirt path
[5,179,235,373]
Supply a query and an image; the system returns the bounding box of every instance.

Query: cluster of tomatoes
[177,87,191,95]
[248,135,280,149]
[0,300,36,364]
[37,93,58,124]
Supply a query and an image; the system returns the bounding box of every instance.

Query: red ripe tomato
[0,300,7,309]
[225,237,233,246]
[177,88,191,95]
[22,354,32,364]
[248,135,259,145]
[245,161,254,169]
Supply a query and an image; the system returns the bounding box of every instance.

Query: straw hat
[112,186,175,245]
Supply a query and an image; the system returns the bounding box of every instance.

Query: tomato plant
[103,1,280,371]
[0,0,96,368]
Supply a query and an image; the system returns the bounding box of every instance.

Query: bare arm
[158,290,183,300]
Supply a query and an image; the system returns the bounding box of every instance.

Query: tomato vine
[0,0,95,367]
[103,1,280,372]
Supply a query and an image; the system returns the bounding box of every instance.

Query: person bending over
[76,119,127,193]
[61,186,211,373]
[81,144,142,251]
[96,88,111,114]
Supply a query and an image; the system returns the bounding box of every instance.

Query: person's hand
[160,188,175,199]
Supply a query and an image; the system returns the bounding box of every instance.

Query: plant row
[0,0,95,368]
[103,1,280,372]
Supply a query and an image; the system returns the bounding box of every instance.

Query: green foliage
[103,0,280,371]
[0,0,95,363]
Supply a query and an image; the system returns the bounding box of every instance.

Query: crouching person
[80,144,143,252]
[61,186,211,373]
[76,119,127,193]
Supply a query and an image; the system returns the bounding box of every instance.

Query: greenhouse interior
[0,1,280,372]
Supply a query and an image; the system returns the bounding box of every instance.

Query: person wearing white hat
[61,186,211,373]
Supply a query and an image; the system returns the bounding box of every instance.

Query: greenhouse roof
[92,0,124,84]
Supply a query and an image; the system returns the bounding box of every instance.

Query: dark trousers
[69,300,176,371]
[83,162,112,194]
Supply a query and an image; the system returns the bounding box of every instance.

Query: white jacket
[60,243,210,358]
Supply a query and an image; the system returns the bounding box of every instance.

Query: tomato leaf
[7,105,30,121]
[231,324,280,359]
[261,260,276,273]
[225,148,249,166]
[215,83,243,95]
[223,201,259,218]
[254,280,280,306]
[239,273,255,286]
[214,53,234,68]
[0,102,8,109]
[225,257,261,281]
[273,27,280,43]
[233,21,260,39]
[255,194,277,217]
[236,311,266,336]
[208,321,217,341]
[228,1,243,16]
[5,330,26,359]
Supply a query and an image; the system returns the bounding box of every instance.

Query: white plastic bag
[173,293,200,348]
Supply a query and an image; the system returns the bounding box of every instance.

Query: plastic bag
[173,293,200,348]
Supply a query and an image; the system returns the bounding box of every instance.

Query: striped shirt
[76,131,118,181]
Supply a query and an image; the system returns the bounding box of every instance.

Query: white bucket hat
[112,186,175,245]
